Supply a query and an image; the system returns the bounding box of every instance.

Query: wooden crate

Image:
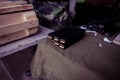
[0,27,39,45]
[0,11,38,36]
[0,4,33,14]
[0,1,39,45]
[0,1,27,7]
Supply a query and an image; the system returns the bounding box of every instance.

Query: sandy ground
[31,33,120,80]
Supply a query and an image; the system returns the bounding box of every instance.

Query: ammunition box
[53,27,77,41]
[48,26,73,40]
[59,28,85,49]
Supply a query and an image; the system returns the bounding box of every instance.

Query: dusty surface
[31,33,120,80]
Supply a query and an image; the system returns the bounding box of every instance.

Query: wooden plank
[0,26,53,58]
[113,33,120,45]
[0,11,37,28]
[0,4,33,14]
[23,10,37,21]
[28,27,39,35]
[0,12,24,26]
[0,1,27,7]
[0,19,39,36]
[0,0,25,1]
[0,27,38,45]
[0,29,28,45]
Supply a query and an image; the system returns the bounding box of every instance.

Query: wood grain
[0,4,33,14]
[0,11,37,28]
[0,1,27,7]
[0,27,38,45]
[0,19,39,36]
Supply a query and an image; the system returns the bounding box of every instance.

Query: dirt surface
[31,33,120,80]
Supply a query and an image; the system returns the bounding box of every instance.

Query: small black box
[48,26,75,41]
[53,27,77,41]
[59,28,85,49]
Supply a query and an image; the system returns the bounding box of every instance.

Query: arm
[69,0,76,18]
